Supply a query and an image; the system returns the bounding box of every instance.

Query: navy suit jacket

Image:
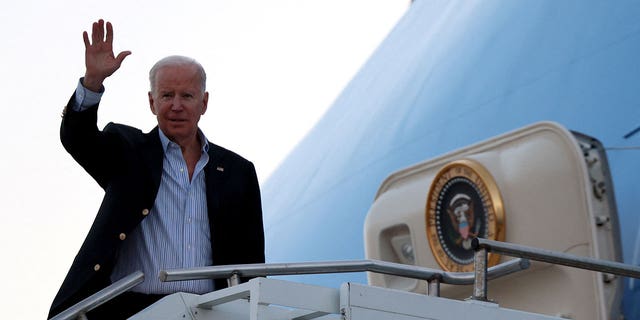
[49,96,265,318]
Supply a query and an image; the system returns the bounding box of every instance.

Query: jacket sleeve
[60,94,125,190]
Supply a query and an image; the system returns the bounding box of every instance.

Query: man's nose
[171,97,184,110]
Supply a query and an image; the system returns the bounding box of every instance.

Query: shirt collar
[158,128,210,154]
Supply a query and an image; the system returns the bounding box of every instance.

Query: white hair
[149,55,207,93]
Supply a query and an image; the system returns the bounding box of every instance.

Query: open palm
[82,19,131,91]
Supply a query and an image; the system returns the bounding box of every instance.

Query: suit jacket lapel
[142,127,164,194]
[205,143,225,219]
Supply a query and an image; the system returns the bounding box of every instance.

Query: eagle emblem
[447,194,478,250]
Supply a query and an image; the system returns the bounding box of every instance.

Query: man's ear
[148,91,157,115]
[201,91,209,115]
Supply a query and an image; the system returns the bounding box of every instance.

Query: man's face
[148,64,208,144]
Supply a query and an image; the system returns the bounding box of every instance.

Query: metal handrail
[471,238,640,301]
[472,238,640,279]
[51,271,144,320]
[160,258,529,289]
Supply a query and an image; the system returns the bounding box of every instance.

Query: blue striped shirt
[73,80,215,294]
[110,129,214,294]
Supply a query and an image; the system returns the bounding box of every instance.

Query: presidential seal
[426,159,505,272]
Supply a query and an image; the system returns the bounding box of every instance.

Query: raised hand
[82,19,131,91]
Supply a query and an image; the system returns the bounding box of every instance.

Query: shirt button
[119,233,126,241]
[142,209,150,216]
[94,264,101,271]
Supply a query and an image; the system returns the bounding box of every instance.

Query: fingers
[83,31,90,48]
[91,19,104,45]
[105,21,114,45]
[85,19,130,57]
[86,19,113,46]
